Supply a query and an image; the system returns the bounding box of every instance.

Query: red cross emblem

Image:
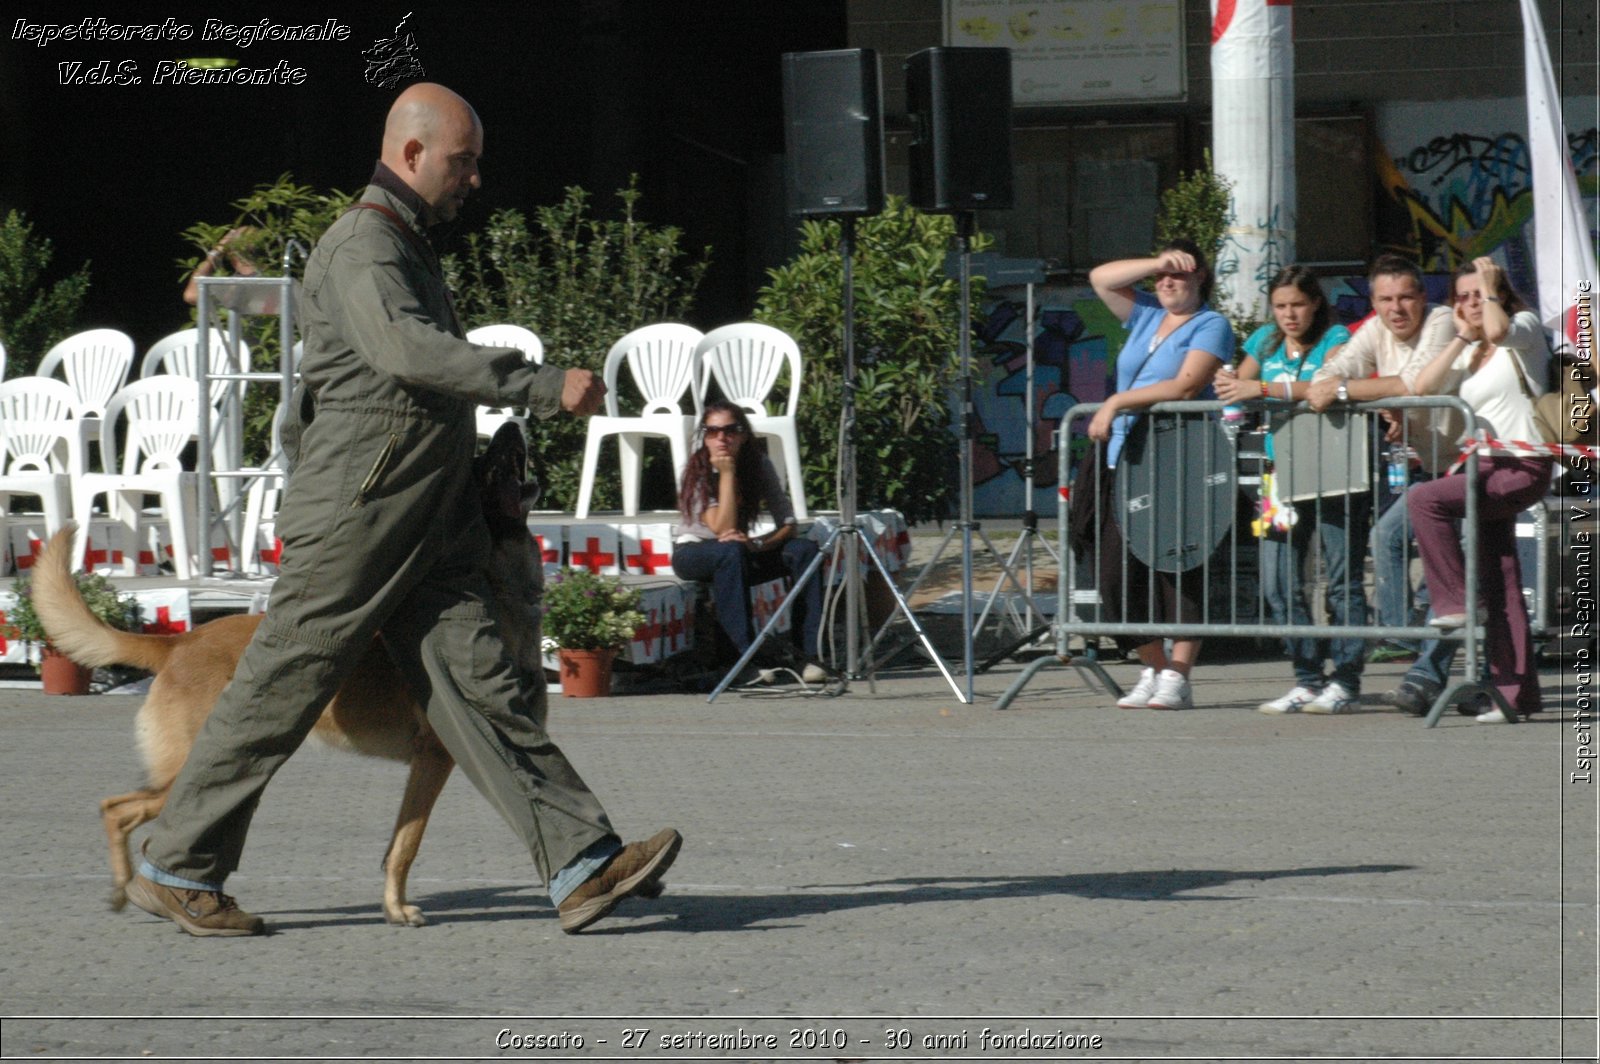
[260,537,284,565]
[632,606,664,656]
[568,536,615,573]
[141,605,189,636]
[663,604,686,652]
[626,538,671,574]
[533,534,559,564]
[14,536,41,570]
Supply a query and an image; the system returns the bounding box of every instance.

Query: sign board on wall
[946,0,1186,105]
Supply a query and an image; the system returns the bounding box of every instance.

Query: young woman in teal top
[1215,265,1368,716]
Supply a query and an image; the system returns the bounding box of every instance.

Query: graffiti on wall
[1379,105,1599,297]
[970,289,1122,515]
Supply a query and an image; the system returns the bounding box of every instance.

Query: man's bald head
[379,83,483,224]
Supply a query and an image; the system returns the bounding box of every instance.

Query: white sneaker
[1258,685,1319,715]
[1116,667,1159,709]
[1147,669,1192,710]
[1475,706,1509,723]
[1304,681,1358,714]
[801,663,828,684]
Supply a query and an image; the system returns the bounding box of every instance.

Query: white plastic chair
[0,377,81,538]
[0,336,7,381]
[694,322,808,519]
[240,404,289,575]
[466,324,544,443]
[71,377,207,579]
[466,324,543,362]
[142,326,251,528]
[37,328,136,418]
[574,323,705,519]
[141,327,251,410]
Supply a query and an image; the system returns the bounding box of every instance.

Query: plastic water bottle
[1386,444,1408,493]
[1221,403,1244,441]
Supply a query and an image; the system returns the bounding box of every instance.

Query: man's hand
[1305,377,1341,412]
[560,369,605,415]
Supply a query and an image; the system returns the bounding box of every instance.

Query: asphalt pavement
[1,649,1595,1063]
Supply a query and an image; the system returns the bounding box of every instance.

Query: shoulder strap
[1503,344,1535,400]
[344,201,436,263]
[342,201,461,335]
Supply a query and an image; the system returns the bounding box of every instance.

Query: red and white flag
[1522,0,1596,344]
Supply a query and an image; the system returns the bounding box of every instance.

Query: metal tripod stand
[707,216,965,703]
[971,265,1063,670]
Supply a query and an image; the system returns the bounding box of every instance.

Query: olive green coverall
[142,172,618,892]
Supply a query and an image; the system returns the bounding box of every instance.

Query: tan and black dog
[31,423,544,927]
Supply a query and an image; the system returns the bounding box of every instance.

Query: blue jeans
[1403,639,1460,692]
[1371,471,1434,646]
[1260,494,1370,691]
[672,537,823,659]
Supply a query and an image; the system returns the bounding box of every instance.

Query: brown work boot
[124,873,265,937]
[557,829,681,933]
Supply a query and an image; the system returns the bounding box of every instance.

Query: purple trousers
[1406,456,1552,714]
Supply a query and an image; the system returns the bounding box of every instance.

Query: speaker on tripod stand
[708,48,966,701]
[904,45,1014,701]
[906,47,1014,213]
[782,48,885,218]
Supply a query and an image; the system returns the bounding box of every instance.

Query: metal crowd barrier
[996,395,1498,727]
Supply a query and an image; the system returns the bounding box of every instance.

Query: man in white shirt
[1307,255,1461,709]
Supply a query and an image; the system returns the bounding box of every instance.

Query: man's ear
[402,137,424,172]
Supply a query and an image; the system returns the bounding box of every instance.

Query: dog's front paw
[385,904,427,927]
[108,885,128,912]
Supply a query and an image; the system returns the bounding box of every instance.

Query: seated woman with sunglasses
[672,401,825,683]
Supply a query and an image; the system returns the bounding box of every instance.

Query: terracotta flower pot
[39,646,93,696]
[558,648,616,698]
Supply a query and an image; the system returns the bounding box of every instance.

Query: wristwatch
[1335,379,1350,402]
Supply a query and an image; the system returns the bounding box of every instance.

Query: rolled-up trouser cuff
[548,836,622,905]
[139,857,224,893]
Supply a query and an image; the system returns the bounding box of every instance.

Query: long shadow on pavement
[264,863,1410,932]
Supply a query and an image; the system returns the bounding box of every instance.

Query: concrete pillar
[1210,0,1296,322]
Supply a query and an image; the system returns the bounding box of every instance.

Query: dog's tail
[29,525,174,674]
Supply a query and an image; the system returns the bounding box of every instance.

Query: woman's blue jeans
[671,537,823,659]
[1259,494,1370,692]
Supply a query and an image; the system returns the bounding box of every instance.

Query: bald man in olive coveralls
[128,84,680,937]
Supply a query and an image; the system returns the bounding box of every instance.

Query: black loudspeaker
[905,47,1014,212]
[782,49,884,217]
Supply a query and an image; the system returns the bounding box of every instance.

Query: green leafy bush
[0,210,91,377]
[178,173,355,285]
[1154,151,1261,342]
[444,179,710,510]
[541,569,645,651]
[179,174,355,463]
[4,569,139,647]
[754,198,985,524]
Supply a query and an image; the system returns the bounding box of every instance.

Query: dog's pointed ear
[488,422,528,469]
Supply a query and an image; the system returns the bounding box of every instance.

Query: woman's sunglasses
[703,423,746,438]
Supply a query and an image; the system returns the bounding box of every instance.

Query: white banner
[948,0,1186,105]
[1521,0,1597,335]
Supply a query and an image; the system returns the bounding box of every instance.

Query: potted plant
[2,568,139,695]
[540,569,645,698]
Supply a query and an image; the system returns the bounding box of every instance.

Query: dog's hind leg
[100,788,168,911]
[381,734,454,927]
